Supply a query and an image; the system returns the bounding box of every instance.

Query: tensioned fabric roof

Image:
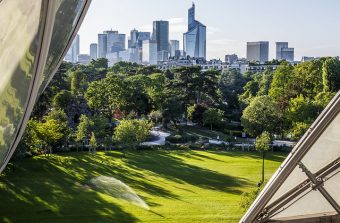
[240,92,340,222]
[0,0,91,174]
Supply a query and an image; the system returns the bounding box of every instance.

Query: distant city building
[142,40,157,65]
[77,54,91,65]
[175,50,186,59]
[98,33,107,58]
[157,50,169,62]
[106,52,119,67]
[225,54,238,64]
[90,43,97,60]
[104,30,125,53]
[276,42,294,61]
[119,48,139,63]
[128,29,139,48]
[301,56,318,62]
[65,34,80,63]
[152,20,169,52]
[158,58,222,71]
[183,3,206,59]
[136,32,151,48]
[169,40,180,57]
[246,41,269,62]
[246,64,279,73]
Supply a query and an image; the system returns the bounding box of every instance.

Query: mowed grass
[0,150,286,223]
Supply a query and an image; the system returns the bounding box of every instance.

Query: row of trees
[241,59,339,140]
[17,57,340,156]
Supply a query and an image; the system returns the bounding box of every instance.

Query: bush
[166,134,199,143]
[240,186,263,212]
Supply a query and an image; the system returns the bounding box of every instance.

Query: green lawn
[0,150,286,223]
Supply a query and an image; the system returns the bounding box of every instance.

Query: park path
[141,130,171,146]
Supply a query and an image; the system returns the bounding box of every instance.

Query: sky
[78,0,340,60]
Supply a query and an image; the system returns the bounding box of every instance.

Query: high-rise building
[158,50,169,62]
[77,54,91,65]
[246,41,269,62]
[104,30,126,53]
[128,29,139,48]
[128,29,151,49]
[276,42,294,61]
[98,33,107,58]
[142,40,157,65]
[183,3,206,59]
[137,32,151,48]
[152,20,169,52]
[225,54,238,64]
[65,34,80,63]
[90,43,97,60]
[169,40,180,57]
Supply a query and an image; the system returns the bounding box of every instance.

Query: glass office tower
[0,0,91,173]
[183,3,206,59]
[152,21,169,52]
[247,41,269,63]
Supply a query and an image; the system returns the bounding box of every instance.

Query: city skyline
[78,0,340,60]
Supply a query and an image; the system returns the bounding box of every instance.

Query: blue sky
[78,0,340,60]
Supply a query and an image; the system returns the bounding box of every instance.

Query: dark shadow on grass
[123,151,250,194]
[206,151,287,163]
[0,157,139,223]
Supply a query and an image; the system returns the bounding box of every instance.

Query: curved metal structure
[241,92,340,222]
[0,0,91,173]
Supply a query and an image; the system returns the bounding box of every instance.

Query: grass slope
[0,151,286,223]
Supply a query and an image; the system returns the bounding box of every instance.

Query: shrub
[240,186,263,212]
[166,134,199,143]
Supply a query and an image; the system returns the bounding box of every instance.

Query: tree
[314,91,336,111]
[85,75,124,120]
[241,96,282,137]
[322,57,340,92]
[114,119,152,149]
[53,90,74,110]
[287,95,318,125]
[171,67,201,121]
[123,75,151,115]
[76,115,93,145]
[70,70,86,96]
[255,131,271,184]
[187,104,208,125]
[91,115,109,140]
[239,80,259,107]
[89,132,97,154]
[89,58,108,70]
[269,62,294,111]
[219,69,246,109]
[257,68,273,96]
[203,108,224,130]
[147,73,168,110]
[160,95,184,128]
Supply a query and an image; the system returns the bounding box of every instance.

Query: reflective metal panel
[0,0,91,173]
[0,0,45,168]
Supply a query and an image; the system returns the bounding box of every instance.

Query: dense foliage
[16,57,340,156]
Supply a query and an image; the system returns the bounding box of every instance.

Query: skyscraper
[90,43,97,60]
[183,3,206,59]
[65,34,80,63]
[152,20,169,52]
[104,30,126,53]
[142,40,157,65]
[128,29,151,48]
[246,41,269,62]
[98,33,107,58]
[276,42,294,61]
[169,40,180,57]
